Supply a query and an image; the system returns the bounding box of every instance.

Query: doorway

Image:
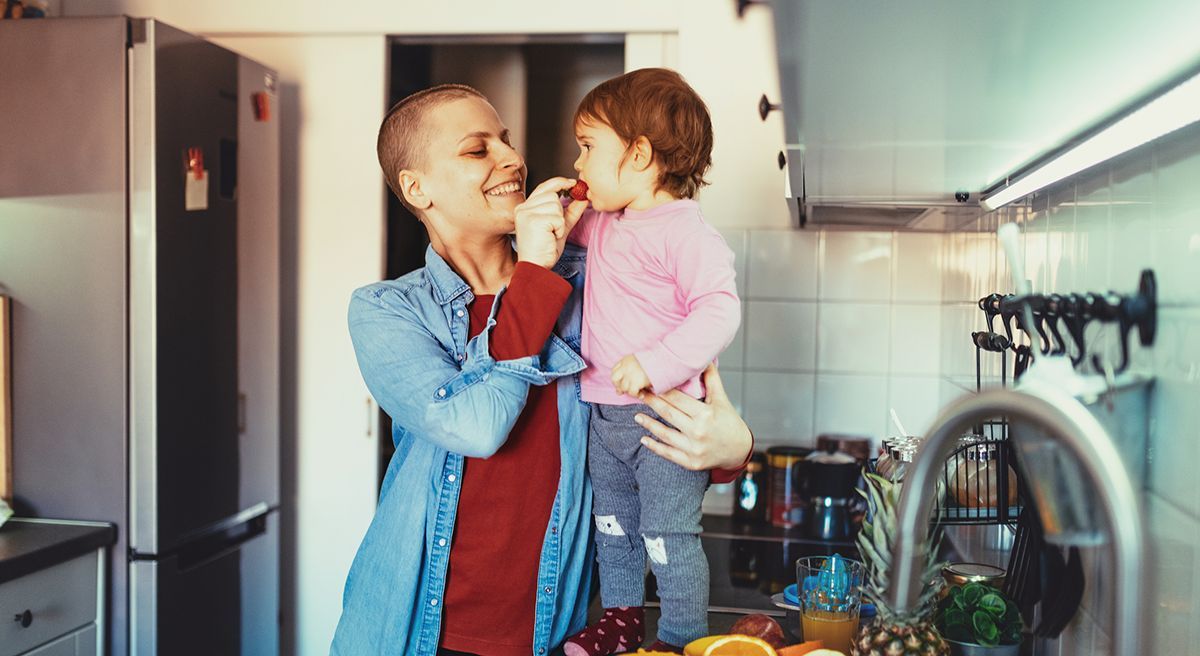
[380,35,625,484]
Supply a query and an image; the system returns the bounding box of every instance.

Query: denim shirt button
[456,309,465,317]
[538,649,545,655]
[447,474,457,483]
[430,598,438,607]
[543,586,552,594]
[438,538,447,547]
[457,353,464,361]
[437,388,446,397]
[551,526,557,535]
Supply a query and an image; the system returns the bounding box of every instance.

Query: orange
[776,641,826,656]
[701,634,779,656]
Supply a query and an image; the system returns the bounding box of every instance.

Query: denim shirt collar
[424,242,585,306]
[423,245,473,306]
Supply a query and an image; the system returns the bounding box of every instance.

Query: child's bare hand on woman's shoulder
[611,354,650,397]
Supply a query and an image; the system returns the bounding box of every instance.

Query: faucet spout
[889,386,1144,655]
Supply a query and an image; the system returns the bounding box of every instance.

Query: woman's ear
[630,136,655,173]
[399,170,432,210]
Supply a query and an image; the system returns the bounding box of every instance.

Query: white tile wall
[820,232,893,301]
[742,371,815,444]
[746,229,818,299]
[721,227,950,449]
[744,301,817,370]
[894,232,944,302]
[816,303,891,373]
[813,373,889,438]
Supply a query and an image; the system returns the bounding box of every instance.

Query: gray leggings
[588,402,710,646]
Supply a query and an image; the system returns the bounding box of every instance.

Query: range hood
[765,0,1200,227]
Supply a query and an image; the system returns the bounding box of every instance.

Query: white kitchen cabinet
[0,550,104,656]
[626,16,792,230]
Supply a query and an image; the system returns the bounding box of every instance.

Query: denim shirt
[331,244,593,656]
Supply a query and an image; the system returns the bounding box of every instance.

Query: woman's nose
[498,142,524,171]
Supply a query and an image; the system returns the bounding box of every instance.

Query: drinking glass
[796,555,866,653]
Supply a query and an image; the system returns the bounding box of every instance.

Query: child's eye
[468,149,486,156]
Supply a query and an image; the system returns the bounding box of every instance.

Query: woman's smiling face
[418,96,528,236]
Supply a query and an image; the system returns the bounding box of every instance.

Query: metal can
[766,446,811,528]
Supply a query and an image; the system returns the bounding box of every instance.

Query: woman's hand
[635,364,752,471]
[513,177,588,269]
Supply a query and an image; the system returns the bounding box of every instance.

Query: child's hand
[611,354,651,397]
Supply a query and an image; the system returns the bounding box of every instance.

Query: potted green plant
[935,582,1023,655]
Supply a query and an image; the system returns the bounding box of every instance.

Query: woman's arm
[347,271,581,459]
[635,364,753,472]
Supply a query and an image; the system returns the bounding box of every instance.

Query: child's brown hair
[574,68,713,199]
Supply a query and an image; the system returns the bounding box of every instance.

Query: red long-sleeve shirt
[440,263,571,655]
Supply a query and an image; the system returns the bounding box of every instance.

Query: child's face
[572,118,646,212]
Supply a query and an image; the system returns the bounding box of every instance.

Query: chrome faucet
[888,385,1145,656]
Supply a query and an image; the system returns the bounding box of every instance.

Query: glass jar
[732,452,768,524]
[952,442,1018,508]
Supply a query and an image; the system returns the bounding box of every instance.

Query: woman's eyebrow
[458,129,510,144]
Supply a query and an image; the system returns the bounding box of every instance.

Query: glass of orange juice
[796,555,865,654]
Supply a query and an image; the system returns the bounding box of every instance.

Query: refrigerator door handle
[175,506,270,573]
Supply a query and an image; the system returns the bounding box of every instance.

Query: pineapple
[852,473,949,656]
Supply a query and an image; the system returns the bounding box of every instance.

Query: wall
[715,229,948,445]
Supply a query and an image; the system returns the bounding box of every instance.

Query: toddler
[561,68,741,655]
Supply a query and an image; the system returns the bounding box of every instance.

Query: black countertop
[0,518,117,585]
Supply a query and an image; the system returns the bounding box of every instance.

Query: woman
[331,84,751,656]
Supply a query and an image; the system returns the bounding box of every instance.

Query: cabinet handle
[758,94,780,121]
[777,151,787,170]
[14,609,32,628]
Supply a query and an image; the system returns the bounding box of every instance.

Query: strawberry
[569,180,588,201]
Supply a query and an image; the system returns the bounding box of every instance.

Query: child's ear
[399,170,432,210]
[630,136,655,172]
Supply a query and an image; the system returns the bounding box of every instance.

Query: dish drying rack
[915,270,1156,527]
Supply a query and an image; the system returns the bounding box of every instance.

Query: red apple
[729,613,786,648]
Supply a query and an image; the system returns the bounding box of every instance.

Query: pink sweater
[569,199,741,405]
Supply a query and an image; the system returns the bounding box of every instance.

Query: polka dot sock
[562,606,645,656]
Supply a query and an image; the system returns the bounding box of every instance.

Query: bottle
[732,452,767,524]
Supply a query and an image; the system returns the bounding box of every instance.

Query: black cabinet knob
[777,151,787,170]
[758,94,780,121]
[14,609,32,628]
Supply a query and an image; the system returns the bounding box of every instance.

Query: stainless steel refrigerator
[0,17,280,656]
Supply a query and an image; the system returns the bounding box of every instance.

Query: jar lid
[966,443,999,462]
[894,444,919,462]
[943,562,1006,579]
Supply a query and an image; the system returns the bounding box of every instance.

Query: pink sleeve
[564,198,599,248]
[635,228,741,394]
